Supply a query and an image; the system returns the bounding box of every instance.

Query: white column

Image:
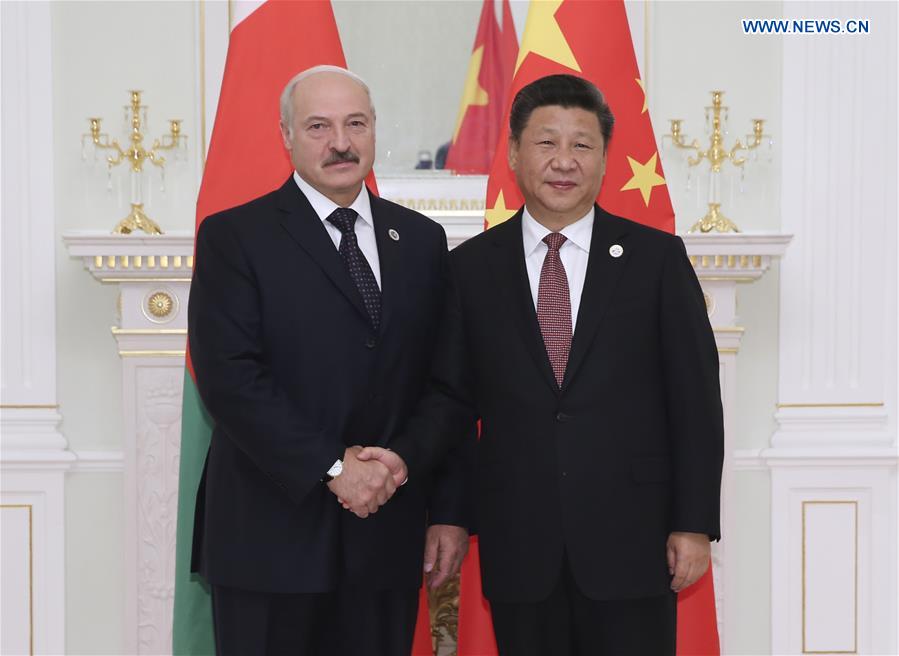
[0,2,71,654]
[769,2,898,654]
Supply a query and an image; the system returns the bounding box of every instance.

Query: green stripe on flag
[173,369,216,655]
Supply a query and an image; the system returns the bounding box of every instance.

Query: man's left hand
[423,524,469,589]
[667,531,711,593]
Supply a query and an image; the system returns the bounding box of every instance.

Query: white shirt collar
[521,205,595,256]
[292,170,374,227]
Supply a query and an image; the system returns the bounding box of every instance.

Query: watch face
[327,459,343,478]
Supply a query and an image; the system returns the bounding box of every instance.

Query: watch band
[322,458,343,483]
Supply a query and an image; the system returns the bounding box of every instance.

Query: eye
[308,123,325,131]
[348,120,367,128]
[537,140,554,146]
[574,143,592,150]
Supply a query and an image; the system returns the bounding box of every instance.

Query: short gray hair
[279,65,375,132]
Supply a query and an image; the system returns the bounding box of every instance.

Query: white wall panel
[803,501,857,653]
[770,3,897,655]
[1,4,69,655]
[778,1,896,418]
[0,476,67,656]
[0,0,57,409]
[1,505,32,656]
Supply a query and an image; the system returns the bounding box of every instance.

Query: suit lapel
[563,205,631,389]
[369,192,405,337]
[276,177,370,324]
[487,213,560,396]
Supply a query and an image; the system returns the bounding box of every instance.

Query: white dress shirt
[521,206,594,333]
[293,171,381,288]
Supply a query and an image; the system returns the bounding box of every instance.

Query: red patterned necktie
[537,232,572,387]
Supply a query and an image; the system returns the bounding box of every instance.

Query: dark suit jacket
[392,206,723,603]
[187,176,471,594]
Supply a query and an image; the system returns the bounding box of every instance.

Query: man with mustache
[370,74,724,655]
[187,66,471,655]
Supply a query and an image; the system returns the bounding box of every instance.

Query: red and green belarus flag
[458,1,719,655]
[172,2,432,654]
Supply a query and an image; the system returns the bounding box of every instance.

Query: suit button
[365,337,377,349]
[556,412,571,423]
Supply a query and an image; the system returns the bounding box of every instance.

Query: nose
[551,151,576,171]
[330,124,351,152]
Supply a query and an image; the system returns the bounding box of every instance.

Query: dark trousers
[489,555,677,656]
[211,584,419,656]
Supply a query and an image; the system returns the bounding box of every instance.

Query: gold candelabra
[82,90,187,235]
[664,90,771,233]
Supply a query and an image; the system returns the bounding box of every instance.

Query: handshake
[326,446,408,518]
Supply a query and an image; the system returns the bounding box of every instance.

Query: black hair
[509,74,614,149]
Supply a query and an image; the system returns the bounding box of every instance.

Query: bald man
[187,66,471,655]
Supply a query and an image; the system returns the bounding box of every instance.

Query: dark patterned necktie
[326,207,381,331]
[537,232,572,387]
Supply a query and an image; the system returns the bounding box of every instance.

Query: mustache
[323,149,360,166]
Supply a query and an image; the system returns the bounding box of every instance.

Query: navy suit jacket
[393,207,724,603]
[188,177,471,593]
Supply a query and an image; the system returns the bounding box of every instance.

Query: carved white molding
[132,364,184,654]
[768,2,898,654]
[71,450,125,473]
[1,408,69,460]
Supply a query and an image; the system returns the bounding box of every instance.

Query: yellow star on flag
[485,190,518,228]
[636,79,648,114]
[452,45,489,143]
[620,153,666,206]
[515,0,580,74]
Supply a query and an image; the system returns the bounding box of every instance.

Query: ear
[507,135,519,171]
[279,121,292,150]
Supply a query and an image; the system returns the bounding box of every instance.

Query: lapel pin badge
[609,244,623,258]
[388,229,400,241]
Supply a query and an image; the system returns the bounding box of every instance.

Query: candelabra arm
[686,149,707,167]
[729,141,748,167]
[105,143,126,167]
[92,134,126,167]
[146,150,167,168]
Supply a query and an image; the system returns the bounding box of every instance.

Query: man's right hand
[326,446,396,518]
[356,446,408,487]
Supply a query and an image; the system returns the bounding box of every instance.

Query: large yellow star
[620,153,666,206]
[515,0,580,74]
[636,79,648,114]
[485,190,518,228]
[452,46,489,143]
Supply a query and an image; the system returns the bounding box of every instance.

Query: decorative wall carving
[135,368,184,654]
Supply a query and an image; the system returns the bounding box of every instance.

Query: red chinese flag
[445,0,518,174]
[463,2,720,655]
